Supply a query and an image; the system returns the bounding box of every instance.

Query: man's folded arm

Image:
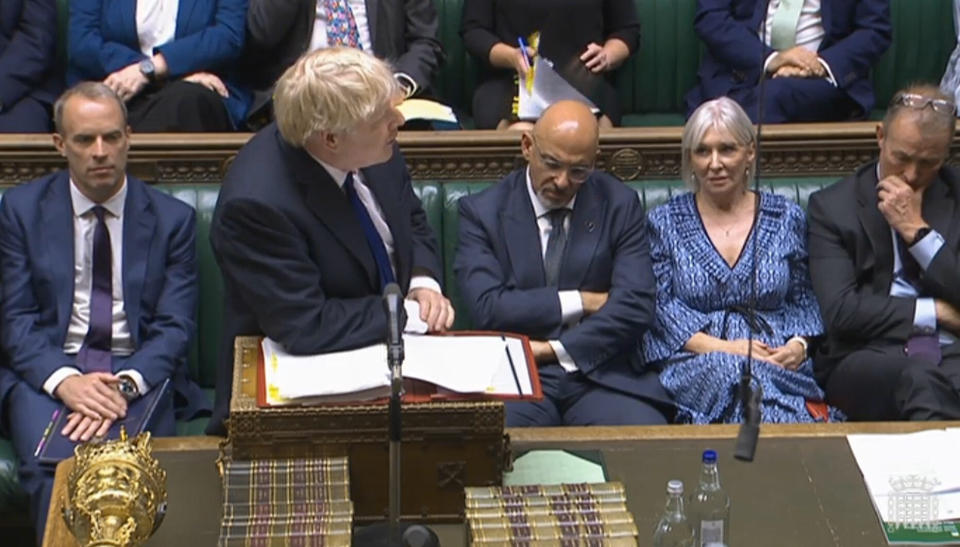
[212,198,387,354]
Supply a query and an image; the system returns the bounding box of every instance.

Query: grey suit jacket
[244,0,443,115]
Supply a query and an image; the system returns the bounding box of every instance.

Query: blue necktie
[76,206,113,373]
[344,173,396,289]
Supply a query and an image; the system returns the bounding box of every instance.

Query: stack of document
[261,334,534,405]
[847,428,960,544]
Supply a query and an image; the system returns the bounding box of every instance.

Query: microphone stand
[387,314,403,540]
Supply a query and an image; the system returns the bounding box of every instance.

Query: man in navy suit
[455,100,672,426]
[0,0,61,132]
[0,82,207,540]
[207,48,454,435]
[686,0,892,123]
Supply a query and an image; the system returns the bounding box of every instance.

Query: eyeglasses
[891,93,957,115]
[530,139,594,183]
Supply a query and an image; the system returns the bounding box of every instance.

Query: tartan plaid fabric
[323,0,362,49]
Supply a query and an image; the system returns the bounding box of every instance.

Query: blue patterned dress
[643,192,843,424]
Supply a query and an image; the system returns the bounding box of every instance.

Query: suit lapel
[121,178,155,346]
[40,174,75,338]
[288,145,379,290]
[176,0,199,37]
[365,0,380,50]
[500,174,545,288]
[922,170,957,242]
[856,165,891,289]
[361,164,410,288]
[560,180,604,289]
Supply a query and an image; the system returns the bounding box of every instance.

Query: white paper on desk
[517,57,599,120]
[262,334,533,402]
[847,429,960,523]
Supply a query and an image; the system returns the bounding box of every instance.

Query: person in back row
[643,96,840,424]
[455,100,673,426]
[207,48,454,435]
[808,84,960,420]
[686,0,891,123]
[0,0,61,132]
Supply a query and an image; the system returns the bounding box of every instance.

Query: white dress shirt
[43,180,147,397]
[760,0,837,86]
[525,168,583,373]
[312,156,441,333]
[136,0,179,57]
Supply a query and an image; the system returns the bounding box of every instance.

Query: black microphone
[383,283,404,366]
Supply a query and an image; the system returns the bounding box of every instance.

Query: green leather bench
[434,0,957,126]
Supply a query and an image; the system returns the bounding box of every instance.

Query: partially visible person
[940,0,960,108]
[207,48,454,435]
[686,0,891,123]
[0,82,208,541]
[808,84,960,421]
[0,0,61,132]
[455,100,672,426]
[461,0,639,130]
[68,0,250,131]
[644,97,839,424]
[243,0,443,126]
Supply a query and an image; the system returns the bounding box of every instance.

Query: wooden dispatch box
[226,336,510,522]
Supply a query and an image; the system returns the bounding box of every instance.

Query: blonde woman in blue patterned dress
[643,97,843,424]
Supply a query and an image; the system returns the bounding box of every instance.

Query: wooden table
[44,422,958,546]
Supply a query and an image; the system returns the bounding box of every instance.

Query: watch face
[118,378,138,400]
[139,59,155,78]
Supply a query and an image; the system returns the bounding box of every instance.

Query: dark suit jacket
[244,0,443,115]
[807,163,960,382]
[67,0,251,125]
[687,0,891,117]
[454,169,668,405]
[208,123,442,434]
[0,0,61,111]
[0,172,209,430]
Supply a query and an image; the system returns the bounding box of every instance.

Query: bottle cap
[702,449,717,463]
[667,479,684,494]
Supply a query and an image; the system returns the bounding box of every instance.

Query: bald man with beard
[454,101,674,426]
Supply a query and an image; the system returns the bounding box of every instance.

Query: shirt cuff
[909,229,945,271]
[402,299,428,334]
[408,275,441,294]
[763,52,778,73]
[395,72,418,98]
[558,290,584,325]
[914,297,938,334]
[43,367,82,397]
[116,369,150,396]
[818,58,837,87]
[549,340,578,373]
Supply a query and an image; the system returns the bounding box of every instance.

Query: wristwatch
[117,375,140,402]
[139,58,156,82]
[911,226,932,246]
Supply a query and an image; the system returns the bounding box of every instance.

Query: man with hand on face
[808,84,960,421]
[455,100,673,426]
[207,48,454,435]
[0,82,207,539]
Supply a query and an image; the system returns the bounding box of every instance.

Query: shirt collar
[525,166,576,218]
[306,149,353,189]
[70,177,128,219]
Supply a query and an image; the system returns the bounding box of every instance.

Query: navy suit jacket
[687,0,891,116]
[208,123,443,434]
[67,0,251,125]
[0,0,61,110]
[454,169,668,405]
[0,172,208,426]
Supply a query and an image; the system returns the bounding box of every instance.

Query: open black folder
[36,378,170,465]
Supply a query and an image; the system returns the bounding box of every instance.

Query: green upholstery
[433,0,955,125]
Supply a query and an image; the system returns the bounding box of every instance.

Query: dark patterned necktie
[543,208,570,287]
[896,234,942,365]
[76,206,113,373]
[324,0,362,48]
[344,173,396,289]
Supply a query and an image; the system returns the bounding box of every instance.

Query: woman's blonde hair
[681,97,757,191]
[274,47,400,146]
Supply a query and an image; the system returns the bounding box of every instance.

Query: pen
[34,407,62,458]
[517,37,532,71]
[502,335,524,396]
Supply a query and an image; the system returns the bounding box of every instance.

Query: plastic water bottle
[690,449,731,547]
[653,479,695,547]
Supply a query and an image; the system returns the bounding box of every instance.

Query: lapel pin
[586,221,596,232]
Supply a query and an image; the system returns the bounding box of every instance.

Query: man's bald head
[522,100,599,208]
